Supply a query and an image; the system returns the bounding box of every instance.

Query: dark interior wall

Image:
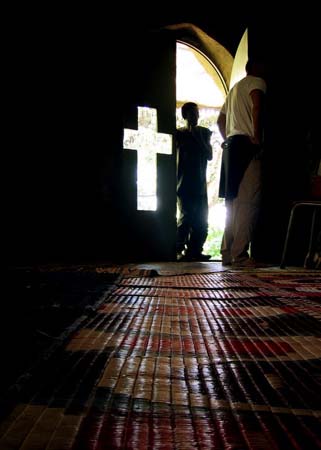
[248,11,319,262]
[8,17,125,264]
[7,6,319,265]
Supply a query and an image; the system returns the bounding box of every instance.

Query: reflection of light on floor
[209,203,226,230]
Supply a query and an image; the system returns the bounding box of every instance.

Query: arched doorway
[174,26,249,258]
[120,25,248,262]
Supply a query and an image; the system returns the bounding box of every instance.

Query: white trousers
[221,158,262,263]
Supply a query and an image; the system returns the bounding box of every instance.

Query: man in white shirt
[217,59,267,266]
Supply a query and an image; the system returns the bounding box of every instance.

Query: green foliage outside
[204,226,223,258]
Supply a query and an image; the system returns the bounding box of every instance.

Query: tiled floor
[1,263,321,449]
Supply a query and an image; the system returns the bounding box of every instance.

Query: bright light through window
[123,107,172,211]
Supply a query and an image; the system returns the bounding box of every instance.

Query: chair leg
[304,207,318,268]
[280,205,297,269]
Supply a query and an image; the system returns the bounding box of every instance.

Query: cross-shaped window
[123,107,173,211]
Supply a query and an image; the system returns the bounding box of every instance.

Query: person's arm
[203,128,213,161]
[191,127,213,160]
[217,110,227,141]
[250,89,265,145]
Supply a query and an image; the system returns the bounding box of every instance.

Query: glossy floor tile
[1,265,320,449]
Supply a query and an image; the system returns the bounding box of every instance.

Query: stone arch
[162,22,233,92]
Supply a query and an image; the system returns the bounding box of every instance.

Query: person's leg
[188,195,209,256]
[231,159,262,263]
[220,199,234,265]
[176,196,190,255]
